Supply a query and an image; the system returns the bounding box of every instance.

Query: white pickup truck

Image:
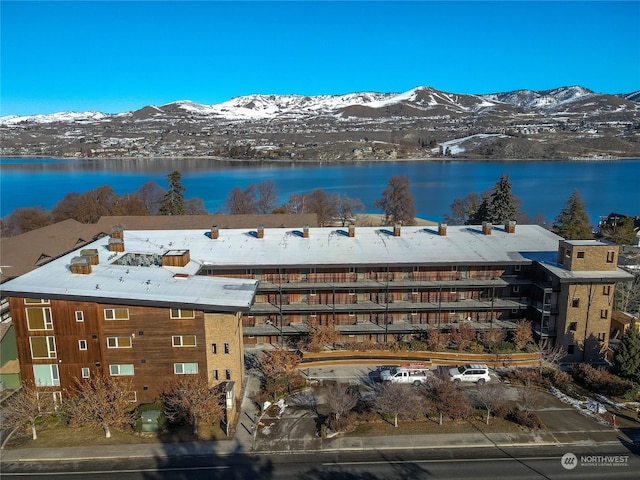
[379,363,431,386]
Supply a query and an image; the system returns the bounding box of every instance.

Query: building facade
[1,222,633,407]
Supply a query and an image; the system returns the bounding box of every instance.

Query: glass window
[225,369,231,380]
[172,335,196,347]
[79,339,88,350]
[109,364,134,376]
[174,363,198,374]
[30,336,56,358]
[107,337,132,348]
[24,298,50,304]
[224,343,230,354]
[75,311,84,322]
[33,364,60,386]
[81,367,90,378]
[104,308,129,320]
[170,308,195,319]
[26,307,53,330]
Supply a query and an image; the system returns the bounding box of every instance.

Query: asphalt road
[2,444,639,480]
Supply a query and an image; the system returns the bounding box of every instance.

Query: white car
[448,364,491,384]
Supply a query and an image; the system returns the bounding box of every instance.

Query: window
[513,286,520,293]
[211,343,217,354]
[104,308,129,320]
[170,308,195,319]
[172,335,196,347]
[33,364,60,386]
[24,298,50,304]
[75,311,84,322]
[569,322,578,331]
[600,309,609,319]
[606,251,615,263]
[571,298,580,308]
[514,265,522,272]
[603,285,611,295]
[224,343,230,354]
[450,288,457,293]
[30,336,56,358]
[81,367,90,378]
[126,391,137,403]
[26,307,53,330]
[349,289,355,295]
[107,337,132,348]
[174,363,198,374]
[78,339,87,351]
[567,345,575,355]
[213,369,219,380]
[577,251,585,259]
[225,369,231,380]
[109,364,134,376]
[598,332,606,342]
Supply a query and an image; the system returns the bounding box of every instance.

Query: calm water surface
[1,157,638,225]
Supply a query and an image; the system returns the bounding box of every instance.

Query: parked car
[380,363,431,386]
[448,364,491,384]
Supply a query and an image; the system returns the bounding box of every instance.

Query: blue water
[1,157,639,226]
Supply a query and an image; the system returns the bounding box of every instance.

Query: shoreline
[1,155,638,164]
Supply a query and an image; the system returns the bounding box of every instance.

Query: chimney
[303,225,309,238]
[482,222,492,235]
[438,222,447,236]
[211,225,219,239]
[111,224,124,239]
[70,256,92,275]
[108,237,124,252]
[505,220,516,233]
[348,224,355,237]
[80,249,99,265]
[257,225,264,239]
[393,223,401,237]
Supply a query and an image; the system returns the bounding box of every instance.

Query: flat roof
[1,224,631,307]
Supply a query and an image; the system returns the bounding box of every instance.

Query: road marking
[323,456,562,466]
[3,466,231,476]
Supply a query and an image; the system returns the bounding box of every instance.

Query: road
[2,444,638,479]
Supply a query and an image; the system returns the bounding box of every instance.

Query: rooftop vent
[505,220,516,233]
[348,224,355,238]
[303,225,309,238]
[438,223,447,236]
[80,249,99,265]
[108,237,124,252]
[70,256,92,275]
[211,225,219,240]
[257,225,264,239]
[162,249,191,268]
[482,222,492,235]
[111,224,124,239]
[393,224,401,237]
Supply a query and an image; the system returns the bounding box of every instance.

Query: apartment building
[0,221,633,407]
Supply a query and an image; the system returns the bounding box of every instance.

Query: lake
[1,157,639,226]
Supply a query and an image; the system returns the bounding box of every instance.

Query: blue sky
[1,1,638,116]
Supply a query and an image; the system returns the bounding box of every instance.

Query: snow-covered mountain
[1,86,638,160]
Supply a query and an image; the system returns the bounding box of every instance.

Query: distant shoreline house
[0,219,634,407]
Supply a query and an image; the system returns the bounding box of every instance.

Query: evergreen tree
[611,320,640,383]
[486,174,517,223]
[552,189,592,239]
[159,171,186,215]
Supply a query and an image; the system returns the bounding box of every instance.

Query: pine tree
[552,189,592,239]
[611,320,640,383]
[159,171,186,215]
[486,174,517,223]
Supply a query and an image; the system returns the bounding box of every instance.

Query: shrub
[569,364,632,397]
[491,340,516,354]
[507,408,544,430]
[469,340,485,353]
[326,411,358,433]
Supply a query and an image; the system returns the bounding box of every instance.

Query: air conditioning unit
[265,320,273,325]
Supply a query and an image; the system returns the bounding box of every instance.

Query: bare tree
[427,329,449,351]
[74,185,119,223]
[517,372,542,413]
[423,373,471,425]
[69,374,134,438]
[444,192,482,225]
[537,337,567,374]
[374,383,422,427]
[226,185,257,214]
[335,194,365,226]
[285,193,307,214]
[184,197,208,214]
[163,375,223,435]
[451,322,476,351]
[136,181,166,215]
[326,382,358,422]
[3,380,55,440]
[1,207,52,236]
[374,175,417,226]
[512,320,533,351]
[260,347,303,399]
[306,189,339,226]
[482,327,506,351]
[475,381,507,425]
[51,192,81,222]
[255,180,279,214]
[306,322,338,352]
[615,269,640,318]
